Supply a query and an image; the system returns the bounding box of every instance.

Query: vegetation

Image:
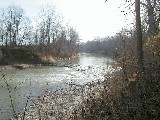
[0,0,160,120]
[77,0,160,119]
[0,4,79,65]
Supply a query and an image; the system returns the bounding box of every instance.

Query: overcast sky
[0,0,129,42]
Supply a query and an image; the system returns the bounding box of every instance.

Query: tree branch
[140,2,149,8]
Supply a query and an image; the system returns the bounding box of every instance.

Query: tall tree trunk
[135,0,144,78]
[146,0,158,36]
[5,32,8,46]
[9,29,12,46]
[135,2,145,118]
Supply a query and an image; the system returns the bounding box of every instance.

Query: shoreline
[0,54,79,70]
[0,62,73,71]
[0,53,79,71]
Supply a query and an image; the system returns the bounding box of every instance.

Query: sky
[0,0,129,42]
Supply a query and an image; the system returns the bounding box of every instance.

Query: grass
[41,56,57,63]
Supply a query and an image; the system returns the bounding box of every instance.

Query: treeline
[0,4,79,61]
[79,31,135,57]
[80,27,160,76]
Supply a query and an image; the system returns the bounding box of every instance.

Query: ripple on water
[0,53,121,120]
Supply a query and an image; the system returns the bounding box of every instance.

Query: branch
[140,2,149,8]
[153,0,157,8]
[125,2,135,9]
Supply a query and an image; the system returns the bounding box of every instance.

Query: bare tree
[0,9,5,45]
[67,27,80,54]
[0,4,30,46]
[6,5,25,46]
[21,18,33,45]
[139,0,160,36]
[135,0,144,77]
[36,5,62,45]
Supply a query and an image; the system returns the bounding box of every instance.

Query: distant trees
[35,5,62,45]
[67,27,79,52]
[0,4,80,59]
[79,34,127,56]
[33,5,79,58]
[0,5,34,46]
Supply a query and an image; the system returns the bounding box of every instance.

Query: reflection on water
[0,53,120,119]
[79,53,112,66]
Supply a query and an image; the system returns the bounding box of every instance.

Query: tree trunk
[135,0,144,78]
[146,0,158,36]
[5,32,8,46]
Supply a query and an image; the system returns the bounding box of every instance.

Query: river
[0,53,120,120]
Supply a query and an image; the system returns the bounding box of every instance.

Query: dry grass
[41,56,57,63]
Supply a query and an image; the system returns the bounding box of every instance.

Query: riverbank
[0,46,79,68]
[11,64,160,120]
[71,65,160,120]
[0,61,76,71]
[0,46,79,71]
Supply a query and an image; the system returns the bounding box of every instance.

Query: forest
[0,5,79,65]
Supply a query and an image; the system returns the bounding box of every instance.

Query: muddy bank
[0,47,78,67]
[0,47,79,71]
[0,47,42,65]
[0,63,74,71]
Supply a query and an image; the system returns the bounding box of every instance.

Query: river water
[0,53,119,120]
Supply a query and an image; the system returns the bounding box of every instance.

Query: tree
[105,0,144,77]
[36,5,62,45]
[6,5,25,46]
[0,9,5,45]
[141,0,160,36]
[135,0,144,78]
[67,27,80,54]
[0,4,31,46]
[21,17,33,45]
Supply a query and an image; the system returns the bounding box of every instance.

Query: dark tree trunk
[146,0,158,36]
[135,0,144,78]
[5,32,8,46]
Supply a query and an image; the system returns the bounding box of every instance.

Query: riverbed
[0,53,120,120]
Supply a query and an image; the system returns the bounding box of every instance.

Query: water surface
[0,53,119,119]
